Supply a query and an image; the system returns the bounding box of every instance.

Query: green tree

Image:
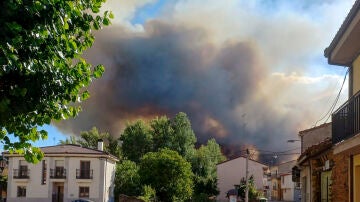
[236,175,260,200]
[0,0,113,163]
[121,112,197,163]
[151,113,197,159]
[107,135,122,159]
[59,135,78,145]
[60,127,121,158]
[139,148,194,202]
[171,112,197,159]
[150,116,174,151]
[192,138,226,198]
[114,160,141,197]
[139,185,157,202]
[77,127,110,149]
[120,120,153,163]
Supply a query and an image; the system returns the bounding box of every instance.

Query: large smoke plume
[56,0,353,161]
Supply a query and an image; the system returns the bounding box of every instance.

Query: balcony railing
[50,168,66,179]
[13,169,30,179]
[76,169,93,179]
[332,91,360,144]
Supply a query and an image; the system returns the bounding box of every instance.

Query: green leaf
[109,12,114,19]
[81,91,90,100]
[103,17,110,26]
[93,64,105,78]
[69,40,77,50]
[0,0,111,163]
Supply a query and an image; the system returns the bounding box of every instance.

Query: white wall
[281,174,294,201]
[7,155,117,202]
[217,157,267,202]
[67,157,101,200]
[8,157,50,199]
[104,159,116,202]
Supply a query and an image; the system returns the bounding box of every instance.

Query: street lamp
[287,139,300,143]
[287,139,302,153]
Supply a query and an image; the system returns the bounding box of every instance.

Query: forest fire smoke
[56,0,352,160]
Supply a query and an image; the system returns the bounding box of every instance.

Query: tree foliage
[192,138,226,197]
[138,185,157,202]
[0,0,113,163]
[236,175,260,200]
[139,149,193,202]
[114,160,141,197]
[118,113,224,199]
[77,127,109,148]
[120,120,153,163]
[58,135,78,145]
[60,127,121,158]
[121,112,196,162]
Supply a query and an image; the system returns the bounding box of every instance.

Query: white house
[278,160,298,201]
[216,156,268,202]
[3,142,118,202]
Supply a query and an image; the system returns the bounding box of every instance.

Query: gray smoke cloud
[56,0,353,160]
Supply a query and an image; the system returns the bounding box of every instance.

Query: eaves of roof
[298,138,332,164]
[324,0,360,63]
[2,144,119,162]
[216,155,268,167]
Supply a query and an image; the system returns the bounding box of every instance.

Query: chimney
[97,139,104,151]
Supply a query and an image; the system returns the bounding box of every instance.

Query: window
[41,160,47,184]
[17,186,26,197]
[273,182,277,190]
[55,160,65,178]
[80,161,91,178]
[79,186,89,198]
[19,160,28,178]
[282,176,284,184]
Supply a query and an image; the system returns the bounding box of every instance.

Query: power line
[323,68,349,124]
[256,147,301,154]
[313,68,349,126]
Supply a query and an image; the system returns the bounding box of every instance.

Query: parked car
[72,199,94,202]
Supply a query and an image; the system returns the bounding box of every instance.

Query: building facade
[269,166,281,201]
[3,144,118,202]
[278,160,297,201]
[216,156,268,202]
[324,0,360,201]
[295,123,332,202]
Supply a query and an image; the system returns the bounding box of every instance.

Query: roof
[278,160,297,174]
[298,138,332,164]
[3,144,119,161]
[216,155,268,167]
[324,0,360,65]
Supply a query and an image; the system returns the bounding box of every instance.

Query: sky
[5,0,356,160]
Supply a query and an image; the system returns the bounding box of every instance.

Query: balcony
[332,91,360,144]
[50,168,66,179]
[76,169,93,179]
[13,169,30,179]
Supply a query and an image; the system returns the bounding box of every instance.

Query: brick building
[324,0,360,201]
[293,123,332,202]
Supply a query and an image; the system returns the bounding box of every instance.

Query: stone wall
[332,151,349,202]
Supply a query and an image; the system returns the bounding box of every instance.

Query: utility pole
[245,148,249,202]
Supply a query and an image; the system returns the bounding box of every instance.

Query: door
[52,183,64,202]
[321,171,332,202]
[302,176,307,202]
